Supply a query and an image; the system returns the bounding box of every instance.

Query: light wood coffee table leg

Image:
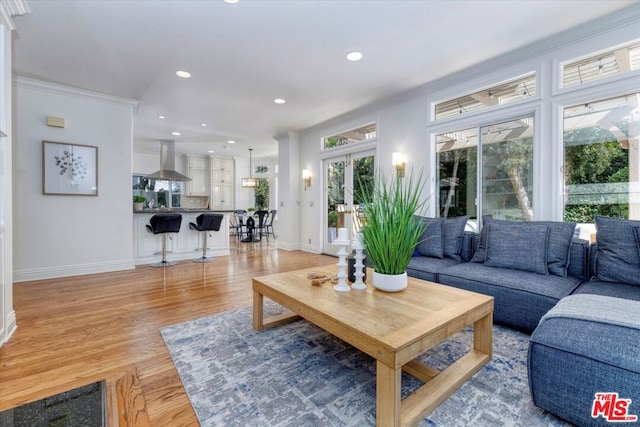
[252,285,302,331]
[376,360,401,427]
[252,289,264,331]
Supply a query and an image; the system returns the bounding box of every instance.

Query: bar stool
[189,213,224,263]
[145,213,182,267]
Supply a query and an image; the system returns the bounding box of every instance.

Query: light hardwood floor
[0,242,334,425]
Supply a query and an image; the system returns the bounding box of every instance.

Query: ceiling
[10,0,637,160]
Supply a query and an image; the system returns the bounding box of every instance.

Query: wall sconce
[302,169,312,191]
[392,152,405,178]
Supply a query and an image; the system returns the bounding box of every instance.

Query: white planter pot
[133,202,144,211]
[372,271,407,292]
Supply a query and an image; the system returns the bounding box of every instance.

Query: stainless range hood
[144,140,191,182]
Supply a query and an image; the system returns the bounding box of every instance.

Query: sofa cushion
[484,222,549,275]
[532,295,640,379]
[594,216,640,286]
[406,256,461,283]
[472,217,576,277]
[439,263,582,332]
[441,216,468,261]
[572,280,640,301]
[416,217,443,258]
[529,315,640,427]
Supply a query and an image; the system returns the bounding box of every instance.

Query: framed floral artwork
[43,140,98,196]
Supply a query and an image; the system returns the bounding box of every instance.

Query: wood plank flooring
[0,243,334,426]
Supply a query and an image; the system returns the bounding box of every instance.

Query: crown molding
[0,0,30,31]
[14,76,140,109]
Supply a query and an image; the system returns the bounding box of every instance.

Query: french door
[323,150,375,255]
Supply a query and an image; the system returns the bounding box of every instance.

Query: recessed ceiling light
[224,0,239,3]
[175,70,191,79]
[228,140,236,144]
[171,131,181,136]
[346,51,363,61]
[274,98,286,104]
[208,150,215,153]
[201,123,207,127]
[158,115,165,119]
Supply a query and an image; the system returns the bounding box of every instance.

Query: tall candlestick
[333,228,351,292]
[333,240,350,292]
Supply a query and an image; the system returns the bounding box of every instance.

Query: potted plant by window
[133,195,146,211]
[356,170,427,292]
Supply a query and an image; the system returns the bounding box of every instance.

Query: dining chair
[254,210,269,240]
[264,209,277,241]
[230,209,247,241]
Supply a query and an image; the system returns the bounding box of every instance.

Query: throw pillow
[484,222,550,275]
[595,216,640,286]
[537,221,576,277]
[416,217,444,258]
[470,217,575,277]
[470,215,493,263]
[442,216,469,261]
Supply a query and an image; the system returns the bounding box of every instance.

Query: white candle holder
[333,228,351,292]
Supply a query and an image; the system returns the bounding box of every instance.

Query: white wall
[292,6,640,254]
[13,78,138,281]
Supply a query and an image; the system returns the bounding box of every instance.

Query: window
[562,42,640,88]
[323,123,376,150]
[435,75,536,121]
[437,115,535,223]
[563,92,640,222]
[255,178,269,209]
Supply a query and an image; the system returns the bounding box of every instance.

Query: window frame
[430,102,542,225]
[321,121,378,151]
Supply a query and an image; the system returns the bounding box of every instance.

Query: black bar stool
[145,213,182,267]
[189,213,224,263]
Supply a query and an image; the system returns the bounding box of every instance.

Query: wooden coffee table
[253,265,493,427]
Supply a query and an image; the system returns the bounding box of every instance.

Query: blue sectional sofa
[406,216,472,283]
[412,216,589,332]
[528,216,640,426]
[407,215,639,426]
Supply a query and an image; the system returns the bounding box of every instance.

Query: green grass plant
[356,169,427,275]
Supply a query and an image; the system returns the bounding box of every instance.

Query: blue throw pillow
[442,216,468,261]
[536,220,576,277]
[595,216,640,286]
[484,222,550,275]
[470,216,494,263]
[416,217,443,258]
[471,217,575,277]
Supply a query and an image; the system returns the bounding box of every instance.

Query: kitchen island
[133,209,232,265]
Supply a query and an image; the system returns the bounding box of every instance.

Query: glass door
[324,150,375,255]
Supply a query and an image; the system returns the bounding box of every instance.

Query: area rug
[160,303,570,426]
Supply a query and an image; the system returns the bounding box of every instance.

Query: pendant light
[241,148,258,188]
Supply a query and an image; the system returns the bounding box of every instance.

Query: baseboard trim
[0,309,17,347]
[13,259,136,282]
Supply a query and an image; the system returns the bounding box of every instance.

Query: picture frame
[43,140,98,196]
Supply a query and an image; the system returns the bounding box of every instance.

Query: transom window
[434,75,536,121]
[323,123,377,150]
[562,42,640,88]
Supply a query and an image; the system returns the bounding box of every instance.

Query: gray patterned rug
[160,303,570,426]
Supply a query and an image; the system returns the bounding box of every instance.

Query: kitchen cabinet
[210,157,234,209]
[210,182,234,210]
[185,155,208,196]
